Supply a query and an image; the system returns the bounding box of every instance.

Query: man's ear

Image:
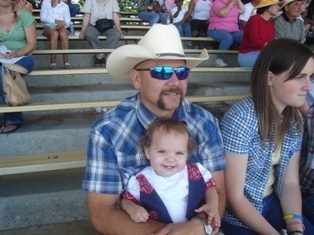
[130,69,141,90]
[267,71,274,86]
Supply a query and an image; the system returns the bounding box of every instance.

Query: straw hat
[280,0,302,8]
[255,0,281,8]
[106,24,208,84]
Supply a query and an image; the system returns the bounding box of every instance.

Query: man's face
[285,1,303,18]
[130,59,188,118]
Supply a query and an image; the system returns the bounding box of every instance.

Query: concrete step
[0,168,100,233]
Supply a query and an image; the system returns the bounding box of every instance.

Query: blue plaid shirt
[220,96,303,228]
[82,93,226,194]
[300,103,314,194]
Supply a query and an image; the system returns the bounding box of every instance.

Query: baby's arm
[195,186,220,228]
[121,198,149,223]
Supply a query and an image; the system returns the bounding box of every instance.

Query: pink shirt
[208,0,240,32]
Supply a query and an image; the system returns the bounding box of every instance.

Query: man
[82,24,226,235]
[273,0,306,42]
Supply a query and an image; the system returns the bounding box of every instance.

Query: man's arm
[87,192,166,235]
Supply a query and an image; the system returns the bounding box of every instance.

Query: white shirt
[40,0,71,28]
[171,6,188,23]
[239,2,256,22]
[126,163,212,223]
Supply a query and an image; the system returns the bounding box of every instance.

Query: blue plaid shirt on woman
[300,103,314,194]
[220,96,303,228]
[82,93,226,194]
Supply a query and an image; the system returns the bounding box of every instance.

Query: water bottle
[70,22,75,35]
[166,14,171,25]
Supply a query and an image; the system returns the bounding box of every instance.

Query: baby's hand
[195,204,220,228]
[130,207,149,223]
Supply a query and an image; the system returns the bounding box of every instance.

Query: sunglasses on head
[135,66,190,80]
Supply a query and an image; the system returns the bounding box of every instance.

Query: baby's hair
[140,119,196,156]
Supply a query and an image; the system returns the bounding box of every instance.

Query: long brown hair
[12,1,19,22]
[251,38,314,145]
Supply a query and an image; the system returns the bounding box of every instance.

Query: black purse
[94,19,114,33]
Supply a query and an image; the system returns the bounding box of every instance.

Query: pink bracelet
[286,222,305,232]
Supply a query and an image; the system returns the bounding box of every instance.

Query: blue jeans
[238,51,260,68]
[138,11,167,26]
[303,193,314,225]
[69,3,80,17]
[0,55,34,125]
[176,22,191,37]
[221,192,314,235]
[207,29,243,59]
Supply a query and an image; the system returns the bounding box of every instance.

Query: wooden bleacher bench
[0,46,249,175]
[35,23,151,30]
[0,94,249,176]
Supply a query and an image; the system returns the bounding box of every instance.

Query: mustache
[161,87,183,94]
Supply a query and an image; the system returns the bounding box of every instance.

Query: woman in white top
[40,0,72,69]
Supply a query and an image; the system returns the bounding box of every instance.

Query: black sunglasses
[135,66,190,80]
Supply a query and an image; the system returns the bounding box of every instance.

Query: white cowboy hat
[106,24,209,84]
[280,0,302,8]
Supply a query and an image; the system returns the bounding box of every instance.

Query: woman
[40,0,72,69]
[0,0,36,133]
[220,38,314,234]
[207,0,244,67]
[137,0,167,26]
[238,0,281,68]
[79,0,123,67]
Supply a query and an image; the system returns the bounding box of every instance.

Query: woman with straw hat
[238,0,281,67]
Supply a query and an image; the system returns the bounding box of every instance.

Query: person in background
[221,38,314,234]
[238,0,281,67]
[121,119,220,233]
[303,0,314,45]
[0,0,36,133]
[165,0,176,13]
[171,0,192,44]
[83,24,226,235]
[239,0,258,29]
[40,0,72,69]
[137,0,167,26]
[65,0,80,17]
[175,0,212,49]
[273,0,305,43]
[79,0,123,67]
[15,0,33,13]
[207,0,244,67]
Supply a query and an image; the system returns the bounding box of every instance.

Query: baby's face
[145,130,189,178]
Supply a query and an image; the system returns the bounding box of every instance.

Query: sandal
[95,58,102,67]
[100,57,106,67]
[64,62,72,69]
[0,123,22,134]
[50,63,57,69]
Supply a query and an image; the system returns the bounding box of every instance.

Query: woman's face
[267,3,280,16]
[268,57,314,113]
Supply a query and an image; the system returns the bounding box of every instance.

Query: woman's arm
[215,0,236,17]
[224,151,281,235]
[15,22,36,57]
[113,12,124,38]
[64,4,72,28]
[280,152,304,234]
[40,0,53,23]
[236,0,244,14]
[79,13,91,39]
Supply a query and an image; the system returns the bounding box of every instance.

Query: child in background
[121,119,220,232]
[171,0,192,46]
[40,0,72,69]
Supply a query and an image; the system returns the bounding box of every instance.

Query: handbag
[2,63,30,106]
[94,19,114,33]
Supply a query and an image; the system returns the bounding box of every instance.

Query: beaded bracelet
[283,214,303,221]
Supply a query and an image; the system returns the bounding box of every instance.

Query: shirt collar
[282,12,296,22]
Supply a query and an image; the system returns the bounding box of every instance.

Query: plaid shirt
[300,103,314,194]
[82,93,226,194]
[221,97,303,228]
